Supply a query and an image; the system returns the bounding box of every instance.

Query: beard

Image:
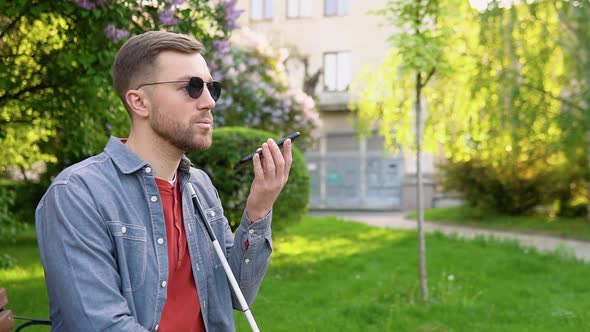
[150,106,213,153]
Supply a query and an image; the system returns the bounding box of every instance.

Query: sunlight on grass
[234,216,590,331]
[0,265,44,282]
[273,228,412,266]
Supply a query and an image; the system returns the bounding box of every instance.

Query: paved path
[309,211,590,262]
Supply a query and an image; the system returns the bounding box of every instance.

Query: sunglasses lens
[208,81,221,101]
[187,77,221,101]
[188,77,205,99]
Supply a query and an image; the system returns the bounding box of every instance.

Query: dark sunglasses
[136,76,222,101]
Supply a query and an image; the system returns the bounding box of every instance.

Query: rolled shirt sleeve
[227,209,272,309]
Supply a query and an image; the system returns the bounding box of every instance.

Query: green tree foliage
[429,0,588,215]
[349,0,466,302]
[552,0,590,125]
[354,0,589,216]
[187,127,310,231]
[350,0,458,153]
[551,1,590,217]
[430,1,566,161]
[0,0,228,177]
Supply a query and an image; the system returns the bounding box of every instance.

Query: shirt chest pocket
[108,222,147,293]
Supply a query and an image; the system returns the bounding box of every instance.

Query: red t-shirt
[156,176,206,332]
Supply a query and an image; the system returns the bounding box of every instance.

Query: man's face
[147,51,216,152]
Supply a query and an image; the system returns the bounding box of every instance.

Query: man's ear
[125,89,150,119]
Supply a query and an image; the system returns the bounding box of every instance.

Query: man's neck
[125,130,183,182]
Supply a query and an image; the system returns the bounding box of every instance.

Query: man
[0,288,14,332]
[36,31,292,331]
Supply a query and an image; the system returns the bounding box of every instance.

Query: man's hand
[0,288,15,332]
[245,138,293,222]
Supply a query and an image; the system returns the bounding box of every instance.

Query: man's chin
[186,135,212,152]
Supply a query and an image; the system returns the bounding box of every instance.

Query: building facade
[235,0,436,210]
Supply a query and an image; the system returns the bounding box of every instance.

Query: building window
[287,0,313,18]
[251,0,273,20]
[324,51,351,91]
[324,0,349,16]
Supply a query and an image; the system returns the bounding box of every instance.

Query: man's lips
[195,119,213,129]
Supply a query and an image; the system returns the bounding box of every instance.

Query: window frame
[251,0,273,21]
[286,0,313,19]
[324,0,349,17]
[323,50,352,92]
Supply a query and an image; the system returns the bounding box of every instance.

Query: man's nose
[198,86,216,110]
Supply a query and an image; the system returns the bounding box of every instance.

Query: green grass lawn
[2,216,590,331]
[407,206,590,241]
[0,227,48,331]
[238,216,590,331]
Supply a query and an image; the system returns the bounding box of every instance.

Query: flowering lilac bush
[103,24,130,43]
[71,0,221,45]
[72,0,108,10]
[202,0,321,149]
[210,28,322,150]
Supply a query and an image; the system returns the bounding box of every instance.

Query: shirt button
[145,167,152,174]
[157,238,164,245]
[161,281,167,288]
[248,229,255,234]
[245,258,250,264]
[121,226,127,234]
[150,196,158,203]
[155,324,159,331]
[210,210,216,217]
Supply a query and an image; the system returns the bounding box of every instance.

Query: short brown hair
[112,31,204,110]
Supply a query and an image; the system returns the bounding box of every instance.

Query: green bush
[544,158,588,218]
[558,202,588,218]
[0,184,19,249]
[438,157,589,216]
[0,180,46,224]
[438,159,546,215]
[187,127,310,231]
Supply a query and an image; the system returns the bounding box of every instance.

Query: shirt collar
[104,136,193,175]
[179,155,192,173]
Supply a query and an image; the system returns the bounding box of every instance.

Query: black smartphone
[233,132,301,170]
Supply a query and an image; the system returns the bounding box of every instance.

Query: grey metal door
[307,152,401,209]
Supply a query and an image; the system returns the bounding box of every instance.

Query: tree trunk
[416,72,428,301]
[19,165,29,182]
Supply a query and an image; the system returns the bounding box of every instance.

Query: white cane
[188,184,261,332]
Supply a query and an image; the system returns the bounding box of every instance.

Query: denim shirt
[35,137,273,331]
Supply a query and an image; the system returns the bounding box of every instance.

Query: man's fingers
[268,139,285,178]
[283,139,293,179]
[252,136,292,184]
[261,141,276,176]
[252,150,264,180]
